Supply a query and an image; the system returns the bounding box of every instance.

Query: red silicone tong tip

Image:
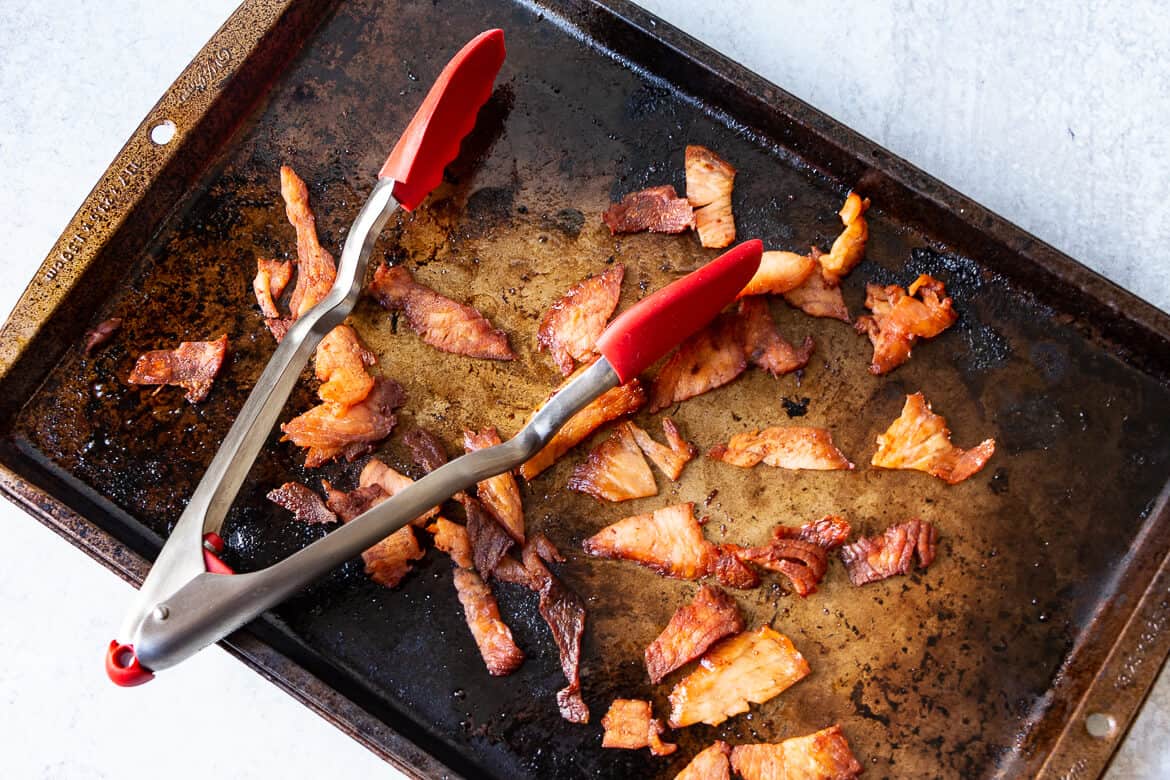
[106,640,154,686]
[202,531,234,575]
[596,239,764,383]
[380,29,507,210]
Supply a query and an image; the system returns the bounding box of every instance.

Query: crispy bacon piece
[427,517,473,569]
[281,166,337,321]
[568,423,657,502]
[83,317,122,356]
[819,192,870,285]
[650,314,745,413]
[708,427,853,471]
[676,741,732,780]
[645,585,744,683]
[369,264,514,360]
[713,544,762,589]
[537,265,625,375]
[600,699,677,756]
[872,392,995,483]
[462,494,515,579]
[361,526,424,588]
[253,258,293,322]
[855,274,957,374]
[781,514,852,551]
[738,251,817,298]
[280,379,404,467]
[602,185,694,235]
[667,626,810,728]
[320,469,426,588]
[583,502,716,579]
[839,518,938,586]
[127,334,228,403]
[686,145,736,248]
[314,324,376,408]
[403,427,449,473]
[737,298,815,377]
[452,566,525,676]
[783,262,850,322]
[522,535,589,723]
[463,427,525,543]
[323,482,387,522]
[627,418,696,481]
[350,457,444,526]
[520,380,645,480]
[734,537,828,597]
[730,725,863,780]
[266,481,337,525]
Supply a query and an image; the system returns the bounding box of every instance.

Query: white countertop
[1,2,1167,778]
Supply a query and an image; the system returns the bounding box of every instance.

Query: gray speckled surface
[0,1,1167,778]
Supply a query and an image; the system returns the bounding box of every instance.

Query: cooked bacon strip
[780,514,852,551]
[650,314,745,413]
[522,535,589,723]
[314,324,375,408]
[839,518,938,586]
[784,262,850,322]
[626,419,696,482]
[520,380,645,480]
[280,378,405,467]
[322,482,387,522]
[427,517,473,569]
[713,544,761,590]
[676,741,732,780]
[403,427,449,473]
[369,264,514,360]
[708,426,853,471]
[855,274,957,374]
[127,334,228,403]
[362,526,424,588]
[253,258,293,322]
[737,297,814,377]
[452,566,524,676]
[872,392,995,483]
[738,251,817,298]
[462,494,515,579]
[730,725,863,780]
[600,699,677,756]
[537,265,625,375]
[321,468,426,587]
[266,481,337,525]
[281,165,337,321]
[83,317,122,356]
[734,538,828,597]
[686,145,736,248]
[568,423,657,502]
[667,626,810,728]
[463,427,525,543]
[602,185,694,235]
[583,502,716,579]
[645,585,744,683]
[817,192,870,285]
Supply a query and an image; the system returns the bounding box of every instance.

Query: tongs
[106,28,763,685]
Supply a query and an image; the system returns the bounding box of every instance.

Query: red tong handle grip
[596,239,763,384]
[379,29,506,211]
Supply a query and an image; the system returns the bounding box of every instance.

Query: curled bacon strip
[840,518,938,586]
[782,514,852,551]
[369,264,514,360]
[127,334,228,404]
[452,566,525,676]
[686,145,736,248]
[737,297,814,377]
[253,258,292,322]
[734,538,827,597]
[537,265,624,376]
[784,261,850,322]
[855,274,958,374]
[819,192,870,285]
[280,378,404,467]
[645,585,744,684]
[520,380,645,480]
[650,313,745,413]
[603,185,694,235]
[676,741,732,780]
[583,502,716,580]
[600,699,677,756]
[568,423,657,502]
[627,418,696,481]
[713,544,761,590]
[731,725,862,780]
[314,324,375,409]
[462,494,515,580]
[738,250,817,298]
[427,517,473,569]
[83,317,122,356]
[872,392,995,483]
[266,481,337,525]
[282,166,337,321]
[463,427,525,543]
[708,426,854,471]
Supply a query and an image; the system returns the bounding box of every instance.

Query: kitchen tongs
[107,28,763,685]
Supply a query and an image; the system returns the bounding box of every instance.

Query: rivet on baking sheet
[1085,712,1116,739]
[149,120,177,145]
[152,605,170,621]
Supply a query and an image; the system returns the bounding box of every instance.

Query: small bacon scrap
[358,458,441,524]
[253,258,293,322]
[737,298,814,377]
[403,427,449,474]
[708,426,853,471]
[645,585,745,683]
[627,418,696,481]
[322,482,387,522]
[819,192,870,285]
[280,379,405,467]
[783,514,852,551]
[650,313,745,413]
[522,535,589,723]
[568,423,657,502]
[734,537,828,597]
[730,725,863,780]
[872,392,995,483]
[839,518,938,586]
[537,265,625,376]
[266,481,337,525]
[686,145,736,248]
[713,544,762,590]
[783,262,850,322]
[369,264,514,360]
[583,502,716,580]
[602,185,694,235]
[667,626,810,728]
[463,427,525,543]
[83,317,122,356]
[855,274,958,374]
[427,517,473,569]
[315,324,376,408]
[362,526,424,588]
[738,251,817,298]
[600,699,677,756]
[127,334,228,403]
[676,741,732,780]
[462,494,516,579]
[452,566,525,676]
[281,165,338,321]
[520,380,646,480]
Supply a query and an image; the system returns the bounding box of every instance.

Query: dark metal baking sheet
[2,1,1169,778]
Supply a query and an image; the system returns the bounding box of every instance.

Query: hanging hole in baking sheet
[150,120,176,145]
[1085,712,1117,739]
